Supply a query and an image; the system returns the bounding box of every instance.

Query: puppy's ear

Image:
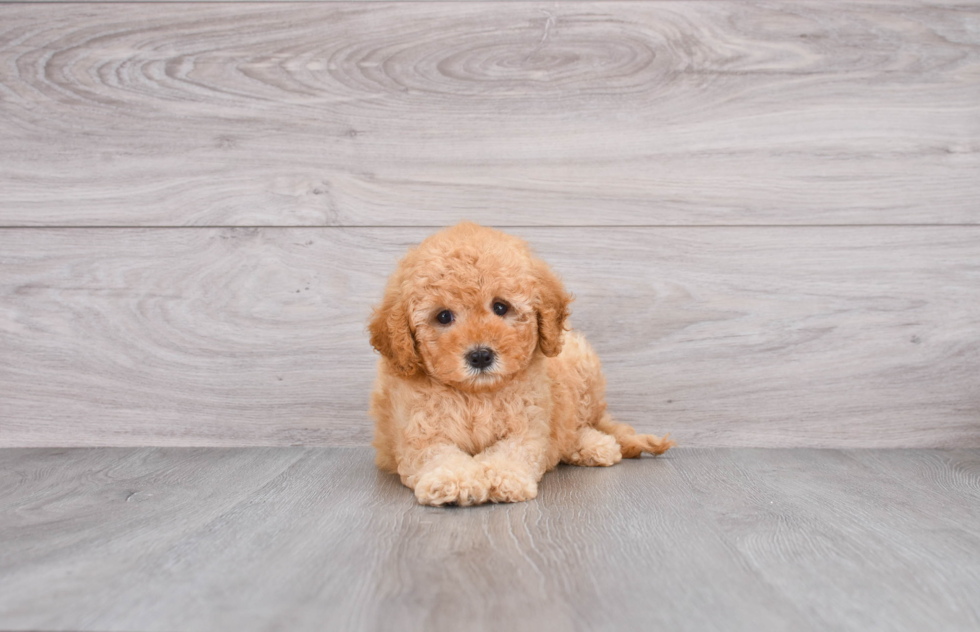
[532,259,572,357]
[369,279,422,378]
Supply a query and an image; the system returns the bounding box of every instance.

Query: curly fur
[368,222,674,506]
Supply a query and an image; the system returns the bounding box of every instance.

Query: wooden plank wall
[1,1,978,447]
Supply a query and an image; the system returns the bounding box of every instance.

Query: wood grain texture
[1,2,978,226]
[675,448,980,632]
[1,226,978,448]
[1,447,978,631]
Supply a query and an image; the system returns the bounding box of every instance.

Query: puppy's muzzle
[465,346,495,371]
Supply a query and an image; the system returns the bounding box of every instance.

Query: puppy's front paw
[414,465,490,507]
[483,462,538,503]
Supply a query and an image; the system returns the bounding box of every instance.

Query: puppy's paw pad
[415,466,489,506]
[485,465,537,503]
[569,433,622,467]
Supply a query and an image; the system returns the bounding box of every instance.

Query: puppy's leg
[475,434,553,504]
[398,444,490,507]
[596,412,675,458]
[565,426,623,467]
[556,331,675,460]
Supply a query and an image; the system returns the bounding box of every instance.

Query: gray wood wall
[1,1,978,448]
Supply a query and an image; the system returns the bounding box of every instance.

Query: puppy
[368,222,674,506]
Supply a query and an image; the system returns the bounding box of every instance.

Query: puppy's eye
[436,310,454,325]
[493,302,509,316]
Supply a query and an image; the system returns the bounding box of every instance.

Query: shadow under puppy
[369,222,674,506]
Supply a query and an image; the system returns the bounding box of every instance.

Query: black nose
[466,347,495,370]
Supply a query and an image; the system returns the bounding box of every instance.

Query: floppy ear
[368,278,422,378]
[532,259,572,357]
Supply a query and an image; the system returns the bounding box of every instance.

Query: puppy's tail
[596,413,675,458]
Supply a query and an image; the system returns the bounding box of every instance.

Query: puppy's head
[369,222,571,390]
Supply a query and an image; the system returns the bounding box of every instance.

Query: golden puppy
[368,222,674,506]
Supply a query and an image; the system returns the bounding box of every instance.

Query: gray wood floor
[1,447,978,632]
